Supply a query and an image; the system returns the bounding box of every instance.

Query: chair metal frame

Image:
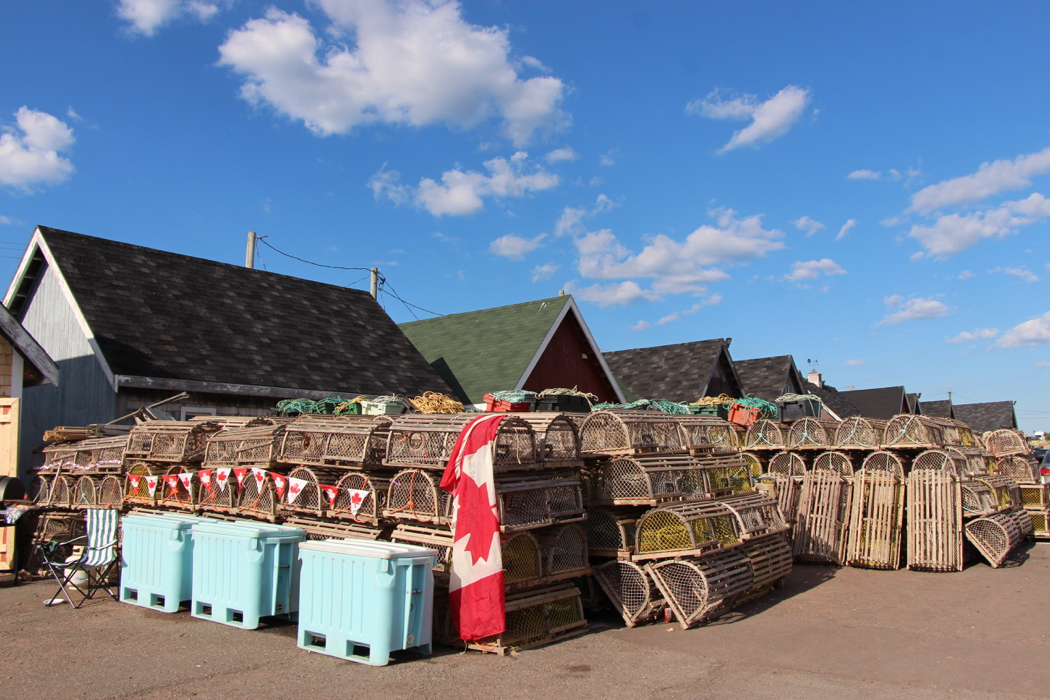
[38,508,119,608]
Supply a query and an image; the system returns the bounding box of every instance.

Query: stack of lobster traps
[36,435,129,511]
[579,409,792,630]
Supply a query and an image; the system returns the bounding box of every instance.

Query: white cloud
[0,107,75,191]
[842,359,865,366]
[531,263,557,282]
[599,153,615,167]
[996,311,1050,348]
[654,313,679,326]
[1036,361,1050,368]
[553,194,615,237]
[489,233,546,260]
[0,215,19,226]
[793,216,824,236]
[990,266,1039,283]
[572,208,783,298]
[688,85,811,153]
[785,258,846,282]
[371,153,558,216]
[218,2,566,146]
[630,319,652,332]
[117,0,224,35]
[877,295,951,326]
[908,193,1050,257]
[848,169,881,180]
[946,328,999,344]
[836,219,856,241]
[958,270,975,280]
[881,216,904,227]
[910,146,1050,213]
[565,280,659,307]
[544,147,578,164]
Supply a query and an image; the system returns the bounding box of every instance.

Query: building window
[180,406,217,421]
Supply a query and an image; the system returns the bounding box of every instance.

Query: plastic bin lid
[299,539,437,560]
[122,513,199,528]
[191,520,306,539]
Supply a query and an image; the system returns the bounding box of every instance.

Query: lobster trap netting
[633,501,740,560]
[582,507,641,557]
[501,531,544,588]
[384,414,536,470]
[1018,484,1050,511]
[331,472,387,524]
[793,470,852,564]
[812,451,856,477]
[98,475,124,509]
[768,451,807,476]
[278,415,393,468]
[960,481,1000,518]
[786,418,840,449]
[860,451,906,479]
[646,548,753,629]
[384,468,453,524]
[157,465,197,509]
[123,463,164,506]
[470,584,587,653]
[40,445,76,473]
[125,421,219,464]
[514,413,581,463]
[994,455,1039,483]
[743,419,786,449]
[593,454,708,505]
[755,473,802,525]
[282,465,338,517]
[578,410,685,455]
[237,470,281,520]
[883,415,945,448]
[28,475,50,505]
[834,417,888,449]
[204,425,287,467]
[906,470,963,572]
[911,450,966,478]
[720,492,789,540]
[676,416,739,452]
[497,472,585,532]
[48,475,75,508]
[945,447,990,477]
[74,475,100,508]
[390,523,453,580]
[973,475,1021,510]
[197,469,240,512]
[965,512,1025,568]
[593,560,665,627]
[538,524,590,580]
[740,534,793,590]
[845,470,904,570]
[697,453,756,495]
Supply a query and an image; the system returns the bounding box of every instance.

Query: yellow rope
[689,393,734,406]
[410,391,465,414]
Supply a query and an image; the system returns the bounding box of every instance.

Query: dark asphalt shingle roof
[733,355,804,401]
[954,401,1018,433]
[603,339,741,403]
[803,381,861,419]
[839,386,908,420]
[919,400,954,419]
[26,227,451,396]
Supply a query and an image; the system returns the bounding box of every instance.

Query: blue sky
[2,1,1050,431]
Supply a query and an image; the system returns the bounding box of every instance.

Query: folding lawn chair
[38,508,119,608]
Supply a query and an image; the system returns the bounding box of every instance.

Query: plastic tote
[120,513,213,613]
[190,520,305,629]
[297,540,437,666]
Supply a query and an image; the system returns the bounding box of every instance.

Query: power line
[257,238,372,273]
[379,275,444,318]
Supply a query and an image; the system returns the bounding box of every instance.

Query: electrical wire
[257,237,372,273]
[379,276,444,317]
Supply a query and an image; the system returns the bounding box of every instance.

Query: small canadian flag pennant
[233,468,248,488]
[319,484,339,509]
[215,468,232,492]
[145,476,159,497]
[251,468,267,489]
[271,474,287,501]
[199,469,213,493]
[162,475,179,491]
[128,474,142,489]
[345,489,370,517]
[287,477,307,504]
[178,472,193,490]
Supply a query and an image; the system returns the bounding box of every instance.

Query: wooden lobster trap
[633,501,740,561]
[278,415,392,468]
[280,465,341,518]
[497,472,585,532]
[883,415,946,449]
[785,418,840,449]
[742,419,786,450]
[125,421,218,465]
[695,453,757,496]
[677,416,739,452]
[738,533,792,601]
[982,429,1031,457]
[960,481,1001,518]
[384,414,536,470]
[846,469,904,570]
[906,470,963,572]
[196,468,241,513]
[28,474,51,505]
[578,410,686,456]
[911,449,967,478]
[1027,509,1050,539]
[1017,483,1050,511]
[994,455,1039,483]
[48,475,76,508]
[537,524,591,582]
[98,475,124,509]
[383,468,453,525]
[1008,507,1034,537]
[592,560,666,627]
[965,512,1025,568]
[768,451,808,476]
[236,467,284,521]
[124,463,165,507]
[73,475,101,508]
[793,470,852,564]
[282,515,386,543]
[390,523,454,583]
[812,451,856,477]
[500,531,546,591]
[973,475,1021,511]
[945,419,979,447]
[203,425,288,468]
[860,451,906,479]
[945,446,990,477]
[720,493,789,541]
[582,507,643,558]
[40,444,77,473]
[513,413,581,465]
[645,548,753,630]
[834,417,888,450]
[329,472,388,525]
[590,454,708,506]
[155,466,198,510]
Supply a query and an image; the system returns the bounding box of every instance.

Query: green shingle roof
[399,296,571,405]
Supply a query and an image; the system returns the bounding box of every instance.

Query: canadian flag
[198,469,213,493]
[439,414,506,642]
[271,473,287,501]
[145,476,159,497]
[215,468,232,492]
[251,468,267,490]
[319,484,339,509]
[287,476,307,504]
[345,489,370,517]
[177,472,193,491]
[233,468,249,488]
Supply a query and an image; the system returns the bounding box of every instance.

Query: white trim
[3,228,44,308]
[513,296,626,403]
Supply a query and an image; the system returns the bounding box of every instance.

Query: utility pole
[245,231,257,269]
[370,267,379,299]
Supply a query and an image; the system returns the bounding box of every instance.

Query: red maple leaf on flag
[455,476,501,566]
[350,492,363,506]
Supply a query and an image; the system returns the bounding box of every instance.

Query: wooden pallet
[845,470,904,570]
[793,470,851,564]
[906,470,963,572]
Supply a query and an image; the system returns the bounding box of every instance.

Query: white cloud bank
[490,233,546,260]
[877,295,951,326]
[996,311,1050,348]
[908,192,1050,258]
[990,266,1039,283]
[910,146,1050,214]
[218,1,567,145]
[785,258,846,282]
[0,107,75,191]
[370,152,558,216]
[946,328,999,344]
[687,85,810,153]
[117,0,224,35]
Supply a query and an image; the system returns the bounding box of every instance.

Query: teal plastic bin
[297,540,437,666]
[190,520,305,629]
[120,513,213,613]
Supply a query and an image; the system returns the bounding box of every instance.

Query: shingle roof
[954,401,1018,433]
[399,296,570,405]
[906,393,920,414]
[603,339,741,403]
[19,227,451,397]
[733,355,803,402]
[839,386,908,420]
[919,400,953,419]
[803,381,861,419]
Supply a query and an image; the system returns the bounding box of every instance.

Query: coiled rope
[410,391,464,414]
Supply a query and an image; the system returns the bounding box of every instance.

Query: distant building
[603,339,744,404]
[919,399,954,419]
[733,355,806,402]
[954,401,1018,433]
[802,370,860,420]
[839,385,918,420]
